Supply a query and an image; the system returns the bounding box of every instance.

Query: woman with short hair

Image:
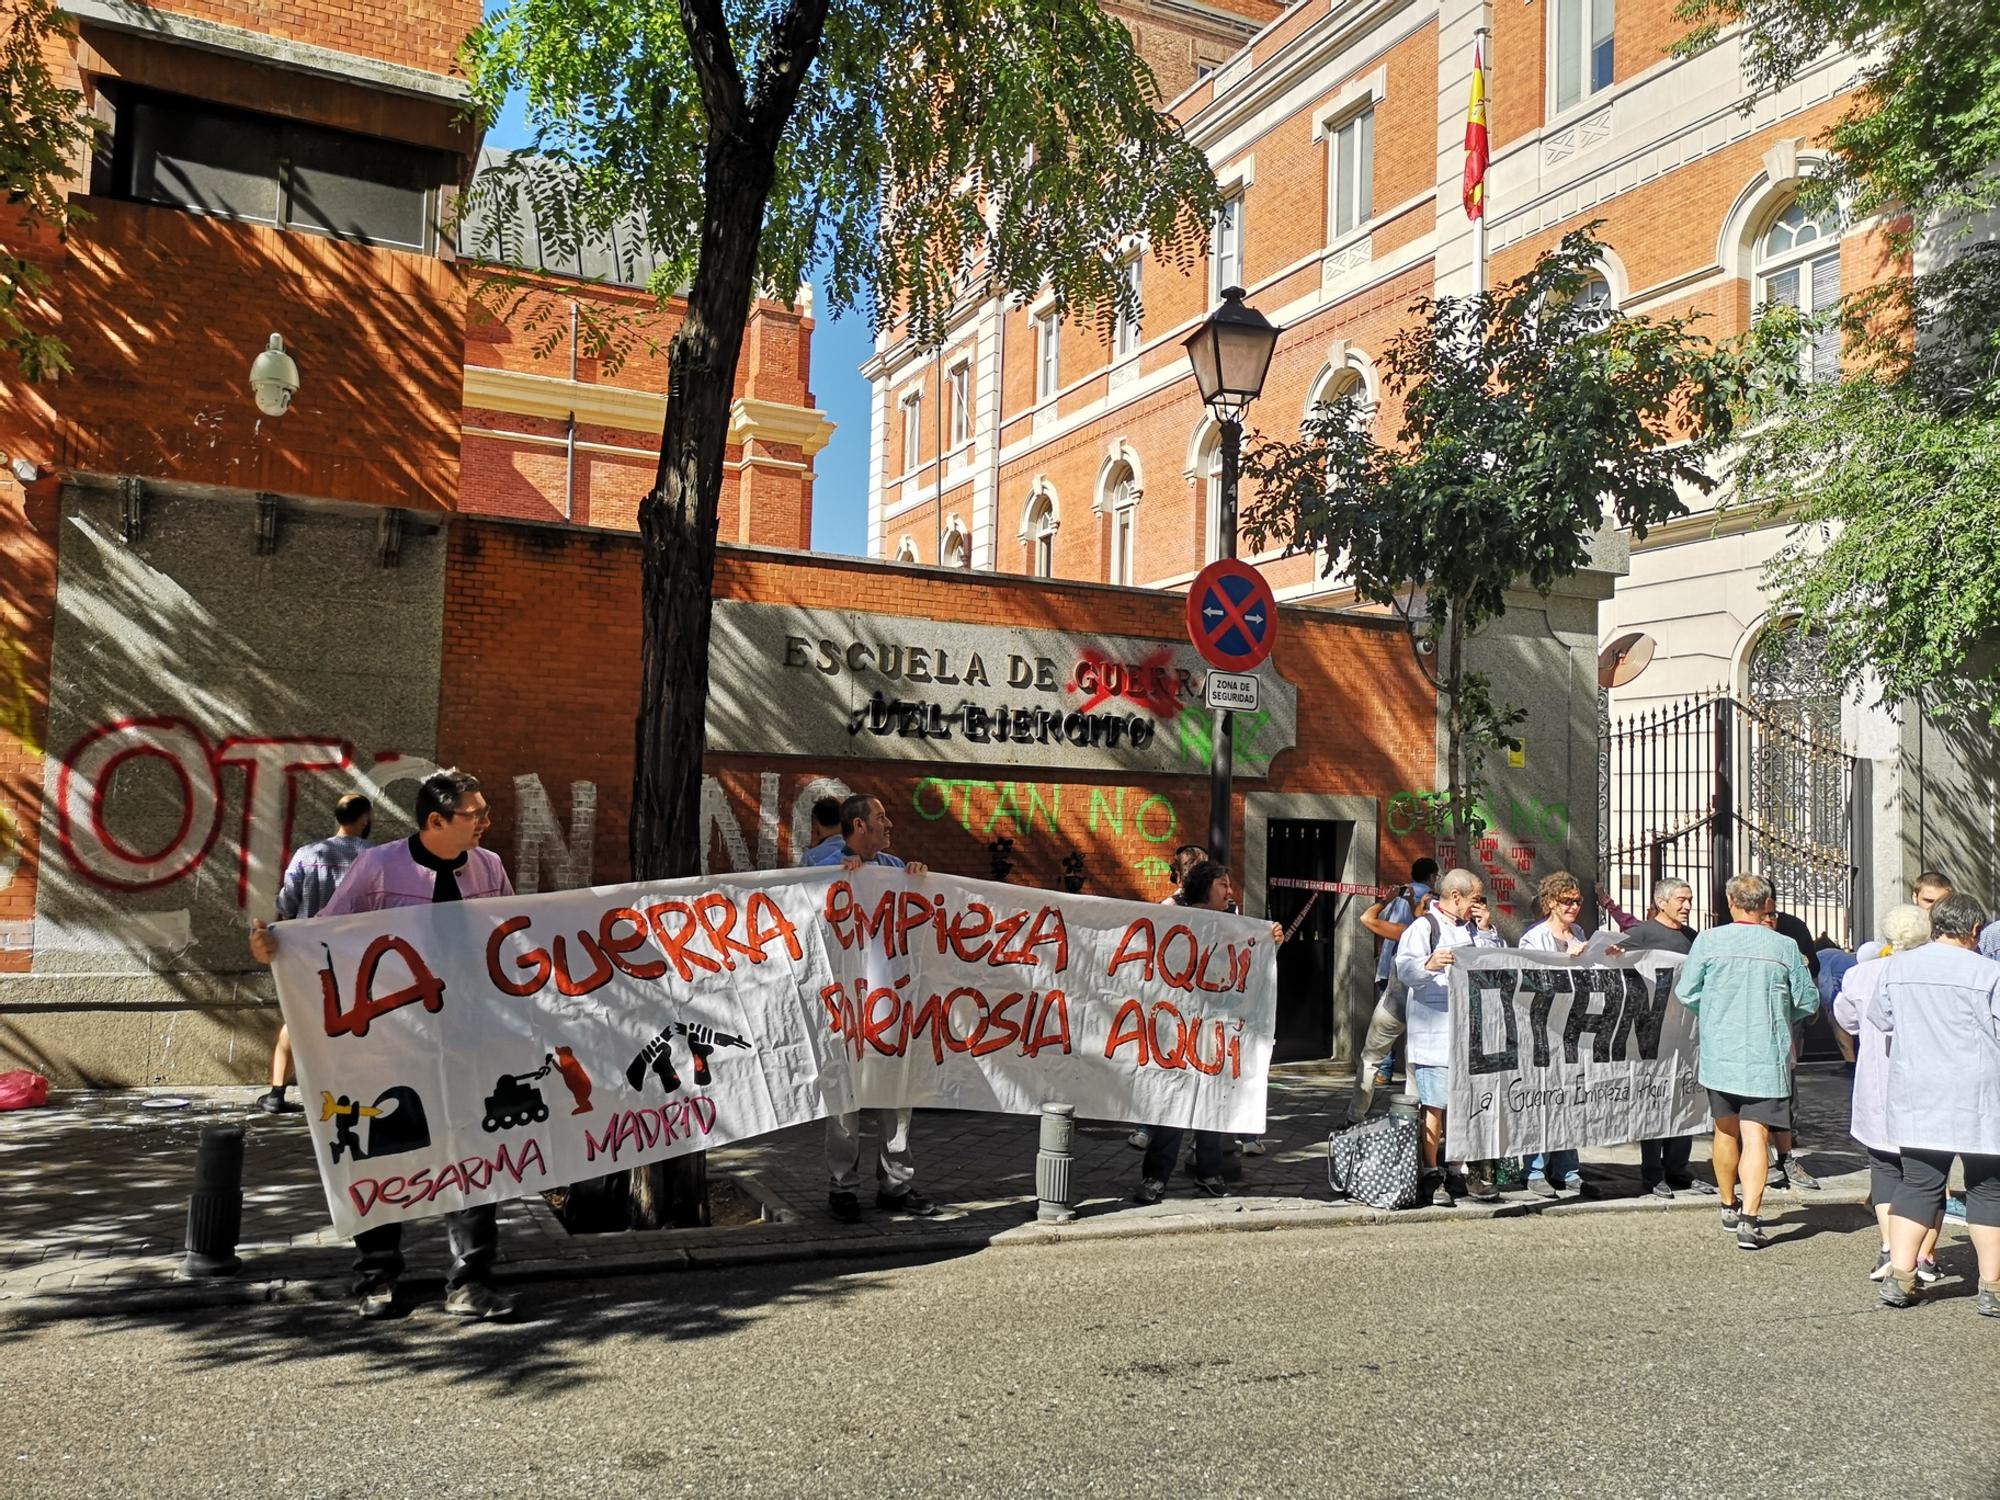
[1518,870,1589,1197]
[1833,903,1942,1284]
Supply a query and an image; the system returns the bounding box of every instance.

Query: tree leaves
[458,0,1218,347]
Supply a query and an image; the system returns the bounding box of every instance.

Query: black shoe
[1132,1177,1166,1205]
[828,1190,862,1223]
[1720,1200,1741,1230]
[1669,1176,1717,1195]
[1735,1215,1767,1251]
[875,1190,939,1218]
[1879,1269,1919,1309]
[1191,1175,1230,1198]
[356,1282,398,1320]
[1777,1155,1820,1191]
[256,1088,302,1115]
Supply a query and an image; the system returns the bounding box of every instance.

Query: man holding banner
[1674,873,1820,1252]
[1396,868,1504,1206]
[251,768,520,1321]
[804,792,939,1223]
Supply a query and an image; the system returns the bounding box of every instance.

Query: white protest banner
[1444,945,1707,1159]
[270,869,853,1238]
[823,865,1276,1133]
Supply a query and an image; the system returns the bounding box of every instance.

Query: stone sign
[706,601,1299,778]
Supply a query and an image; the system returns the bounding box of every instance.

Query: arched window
[1105,465,1138,585]
[941,515,968,568]
[1757,201,1841,383]
[893,535,918,564]
[1196,428,1225,562]
[1025,491,1057,577]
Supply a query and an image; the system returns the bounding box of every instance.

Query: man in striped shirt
[254,792,373,1114]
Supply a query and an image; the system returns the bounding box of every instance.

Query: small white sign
[1204,670,1260,713]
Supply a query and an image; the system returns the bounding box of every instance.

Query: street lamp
[1183,285,1279,866]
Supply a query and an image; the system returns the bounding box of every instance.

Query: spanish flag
[1463,39,1489,222]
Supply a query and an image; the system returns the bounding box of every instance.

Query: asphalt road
[5,1203,1994,1500]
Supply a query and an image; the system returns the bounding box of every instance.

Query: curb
[5,1180,1873,1321]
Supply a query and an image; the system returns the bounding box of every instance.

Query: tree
[1674,0,2000,722]
[1,0,98,382]
[461,0,1220,1223]
[1242,229,1785,865]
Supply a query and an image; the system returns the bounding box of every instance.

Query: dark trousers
[352,1204,499,1293]
[1142,1127,1226,1187]
[1639,1135,1694,1188]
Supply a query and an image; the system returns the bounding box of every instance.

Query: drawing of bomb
[321,1086,431,1164]
[626,1022,750,1097]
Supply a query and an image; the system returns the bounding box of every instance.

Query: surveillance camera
[1415,637,1438,657]
[248,333,300,417]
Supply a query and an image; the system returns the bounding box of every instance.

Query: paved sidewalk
[0,1063,1871,1315]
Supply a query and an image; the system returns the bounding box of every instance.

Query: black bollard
[179,1124,245,1278]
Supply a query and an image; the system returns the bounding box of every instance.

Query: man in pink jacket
[250,768,516,1321]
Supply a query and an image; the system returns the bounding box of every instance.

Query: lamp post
[1183,285,1279,866]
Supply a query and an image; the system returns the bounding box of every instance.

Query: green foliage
[0,0,98,382]
[1243,227,1787,846]
[1673,0,2000,244]
[459,0,1221,346]
[1734,246,2000,724]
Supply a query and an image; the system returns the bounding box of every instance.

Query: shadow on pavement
[6,1244,985,1399]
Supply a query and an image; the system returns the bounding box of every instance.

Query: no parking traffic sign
[1186,560,1277,673]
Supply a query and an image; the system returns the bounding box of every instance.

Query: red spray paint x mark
[1070,647,1184,720]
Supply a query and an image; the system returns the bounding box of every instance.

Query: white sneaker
[1127,1128,1151,1150]
[1240,1138,1268,1156]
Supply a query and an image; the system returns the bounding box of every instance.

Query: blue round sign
[1186,560,1277,671]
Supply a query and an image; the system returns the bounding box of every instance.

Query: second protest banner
[1444,946,1707,1159]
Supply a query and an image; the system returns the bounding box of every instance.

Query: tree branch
[745,0,831,145]
[677,0,746,134]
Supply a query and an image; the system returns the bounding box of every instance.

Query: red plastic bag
[0,1070,49,1110]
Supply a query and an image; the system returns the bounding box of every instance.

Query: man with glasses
[1620,879,1715,1198]
[250,768,517,1320]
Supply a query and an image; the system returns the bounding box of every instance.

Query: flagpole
[1471,27,1489,297]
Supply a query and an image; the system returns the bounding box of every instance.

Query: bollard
[1035,1102,1078,1224]
[179,1124,245,1279]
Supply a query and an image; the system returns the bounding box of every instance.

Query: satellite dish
[1598,632,1656,689]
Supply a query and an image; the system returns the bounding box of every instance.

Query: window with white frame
[1026,491,1057,577]
[1553,0,1614,114]
[1212,193,1243,298]
[1198,431,1225,561]
[1313,367,1369,429]
[942,519,968,568]
[946,361,971,450]
[1757,201,1842,383]
[900,391,922,473]
[893,536,918,563]
[1034,311,1060,403]
[1329,108,1375,241]
[1106,467,1138,585]
[1113,256,1143,360]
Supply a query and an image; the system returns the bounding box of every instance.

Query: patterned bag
[1327,1110,1421,1210]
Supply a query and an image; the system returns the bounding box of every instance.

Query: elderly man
[1621,879,1714,1199]
[1394,867,1504,1206]
[1675,872,1820,1251]
[1868,893,2000,1314]
[804,793,939,1223]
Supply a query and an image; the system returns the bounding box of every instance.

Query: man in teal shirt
[1676,872,1821,1250]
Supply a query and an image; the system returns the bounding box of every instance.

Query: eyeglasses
[452,806,492,825]
[1555,896,1583,907]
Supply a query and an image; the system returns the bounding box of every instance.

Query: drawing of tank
[480,1069,551,1132]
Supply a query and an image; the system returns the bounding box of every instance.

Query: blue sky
[482,74,875,557]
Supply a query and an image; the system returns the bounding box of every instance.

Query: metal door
[1263,818,1353,1062]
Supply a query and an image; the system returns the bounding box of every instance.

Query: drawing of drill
[625,1022,750,1096]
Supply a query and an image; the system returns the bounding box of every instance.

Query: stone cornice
[462,365,833,455]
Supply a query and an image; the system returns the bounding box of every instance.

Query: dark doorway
[1264,818,1354,1062]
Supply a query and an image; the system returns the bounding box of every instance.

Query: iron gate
[1599,693,1861,944]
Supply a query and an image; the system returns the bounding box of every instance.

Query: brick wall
[438,521,1437,900]
[143,0,482,79]
[0,479,58,975]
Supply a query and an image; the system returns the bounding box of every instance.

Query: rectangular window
[901,393,922,473]
[1035,312,1060,402]
[946,362,971,449]
[1113,257,1143,360]
[1331,108,1375,240]
[1764,251,1843,383]
[1554,0,1615,113]
[1213,194,1243,299]
[114,87,443,251]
